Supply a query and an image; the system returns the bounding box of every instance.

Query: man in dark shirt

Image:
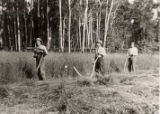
[33,38,48,80]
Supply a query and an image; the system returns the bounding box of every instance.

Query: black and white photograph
[0,0,159,113]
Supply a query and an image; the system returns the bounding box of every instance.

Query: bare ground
[0,70,159,114]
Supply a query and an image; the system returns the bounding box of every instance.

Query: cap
[36,38,41,41]
[96,40,102,44]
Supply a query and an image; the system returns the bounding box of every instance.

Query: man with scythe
[127,42,138,72]
[95,40,106,76]
[33,38,48,80]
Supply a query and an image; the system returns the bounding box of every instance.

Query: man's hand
[33,55,37,58]
[97,54,102,58]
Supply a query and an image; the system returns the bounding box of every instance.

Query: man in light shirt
[33,38,48,80]
[95,40,106,76]
[127,42,138,72]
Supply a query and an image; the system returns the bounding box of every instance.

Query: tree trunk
[46,0,51,49]
[24,9,27,49]
[158,19,160,41]
[87,18,90,48]
[17,4,21,51]
[96,12,99,40]
[7,16,11,50]
[68,0,71,54]
[98,2,102,40]
[62,18,66,51]
[30,17,33,47]
[82,0,88,52]
[104,0,114,47]
[78,18,82,49]
[82,13,86,52]
[13,5,17,51]
[90,14,93,49]
[37,0,40,18]
[79,0,82,50]
[87,15,92,49]
[59,0,63,52]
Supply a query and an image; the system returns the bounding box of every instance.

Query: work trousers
[128,56,136,72]
[95,57,105,76]
[36,57,46,80]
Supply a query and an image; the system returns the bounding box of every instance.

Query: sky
[128,0,135,4]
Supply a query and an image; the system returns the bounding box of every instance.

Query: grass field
[0,52,159,114]
[0,52,159,83]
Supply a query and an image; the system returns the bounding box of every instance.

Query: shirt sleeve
[38,45,48,56]
[134,48,138,56]
[127,49,131,56]
[43,46,48,56]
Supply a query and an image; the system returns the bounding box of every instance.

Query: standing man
[95,40,106,76]
[127,42,138,72]
[33,38,48,80]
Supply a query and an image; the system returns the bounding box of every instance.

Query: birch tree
[59,0,63,51]
[82,0,88,52]
[17,2,21,51]
[78,0,82,50]
[103,0,114,47]
[46,0,51,49]
[0,0,158,51]
[78,18,82,49]
[62,18,66,51]
[68,0,71,53]
[7,15,11,50]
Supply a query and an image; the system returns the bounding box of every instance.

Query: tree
[0,0,158,52]
[82,0,88,52]
[68,0,71,53]
[103,0,114,47]
[59,0,63,51]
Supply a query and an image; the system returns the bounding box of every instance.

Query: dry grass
[0,51,159,83]
[0,71,159,114]
[0,51,159,113]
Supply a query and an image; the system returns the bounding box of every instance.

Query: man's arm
[43,46,48,56]
[127,49,129,56]
[134,48,138,56]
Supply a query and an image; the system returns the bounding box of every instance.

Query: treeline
[0,0,159,52]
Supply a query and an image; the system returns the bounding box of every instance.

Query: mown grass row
[0,51,159,83]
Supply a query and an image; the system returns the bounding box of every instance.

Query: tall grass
[0,51,159,83]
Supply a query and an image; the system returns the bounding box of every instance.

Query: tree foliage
[0,0,159,52]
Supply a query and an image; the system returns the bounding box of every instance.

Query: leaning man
[95,40,106,76]
[33,38,48,80]
[127,42,138,72]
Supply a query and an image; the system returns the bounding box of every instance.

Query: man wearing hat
[95,40,106,76]
[33,38,48,80]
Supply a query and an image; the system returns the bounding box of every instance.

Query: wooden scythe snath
[73,66,83,77]
[73,57,99,78]
[36,54,44,72]
[90,57,99,78]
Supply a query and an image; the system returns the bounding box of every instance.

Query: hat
[96,40,102,44]
[36,38,42,42]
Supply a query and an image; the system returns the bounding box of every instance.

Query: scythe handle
[90,57,99,78]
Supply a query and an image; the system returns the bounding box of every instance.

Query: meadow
[0,51,159,83]
[0,51,159,114]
